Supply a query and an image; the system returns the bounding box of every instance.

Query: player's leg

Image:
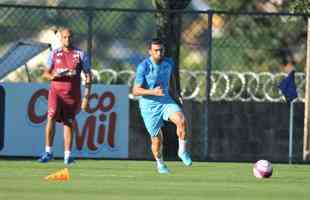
[140,106,169,173]
[169,111,186,139]
[45,117,56,149]
[62,95,78,165]
[169,111,192,166]
[38,117,55,163]
[63,119,74,165]
[38,89,58,163]
[151,130,170,173]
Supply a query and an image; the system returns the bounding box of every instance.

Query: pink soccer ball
[253,160,273,179]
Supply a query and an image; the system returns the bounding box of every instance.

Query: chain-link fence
[208,12,307,102]
[0,5,308,103]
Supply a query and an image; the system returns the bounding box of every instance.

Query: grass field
[0,159,309,200]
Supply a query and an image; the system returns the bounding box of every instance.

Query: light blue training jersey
[134,56,182,136]
[134,56,176,106]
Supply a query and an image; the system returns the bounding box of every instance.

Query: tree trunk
[153,0,191,159]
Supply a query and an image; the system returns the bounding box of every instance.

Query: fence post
[86,7,93,67]
[303,17,310,161]
[204,10,213,160]
[0,85,4,151]
[289,99,297,164]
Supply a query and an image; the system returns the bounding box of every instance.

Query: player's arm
[168,58,183,105]
[83,72,92,99]
[43,50,58,81]
[168,79,183,105]
[81,73,92,111]
[132,84,164,97]
[81,72,92,111]
[132,62,164,97]
[81,52,92,111]
[43,69,55,81]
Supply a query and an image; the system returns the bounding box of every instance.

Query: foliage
[289,0,310,13]
[179,1,306,73]
[0,1,307,85]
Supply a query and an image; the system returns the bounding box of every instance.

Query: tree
[289,0,310,13]
[152,0,191,99]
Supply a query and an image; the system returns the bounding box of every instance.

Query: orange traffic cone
[45,168,70,181]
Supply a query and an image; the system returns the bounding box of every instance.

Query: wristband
[84,82,91,86]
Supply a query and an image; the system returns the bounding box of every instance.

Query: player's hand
[66,69,77,77]
[50,73,60,80]
[52,69,74,80]
[153,86,164,96]
[81,97,89,111]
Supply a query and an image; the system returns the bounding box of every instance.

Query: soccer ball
[253,160,273,179]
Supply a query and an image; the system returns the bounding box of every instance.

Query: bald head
[59,28,72,35]
[59,28,73,49]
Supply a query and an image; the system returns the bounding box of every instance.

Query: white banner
[0,83,129,158]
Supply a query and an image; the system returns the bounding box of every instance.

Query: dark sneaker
[38,152,53,163]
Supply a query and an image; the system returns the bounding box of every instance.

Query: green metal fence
[0,5,308,102]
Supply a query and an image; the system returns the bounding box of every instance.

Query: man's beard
[154,57,163,64]
[63,44,72,49]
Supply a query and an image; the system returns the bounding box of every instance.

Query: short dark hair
[281,56,295,66]
[148,38,164,49]
[278,49,295,66]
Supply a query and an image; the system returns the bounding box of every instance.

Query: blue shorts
[140,103,182,137]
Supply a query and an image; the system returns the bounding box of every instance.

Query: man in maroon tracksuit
[38,28,92,164]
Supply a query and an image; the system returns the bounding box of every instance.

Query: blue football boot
[178,152,192,166]
[157,163,170,174]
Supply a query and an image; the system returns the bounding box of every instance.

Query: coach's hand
[50,72,62,80]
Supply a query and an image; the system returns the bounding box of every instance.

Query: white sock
[156,157,164,167]
[64,151,71,160]
[45,146,52,154]
[178,138,187,155]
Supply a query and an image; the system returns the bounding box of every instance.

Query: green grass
[0,160,309,200]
